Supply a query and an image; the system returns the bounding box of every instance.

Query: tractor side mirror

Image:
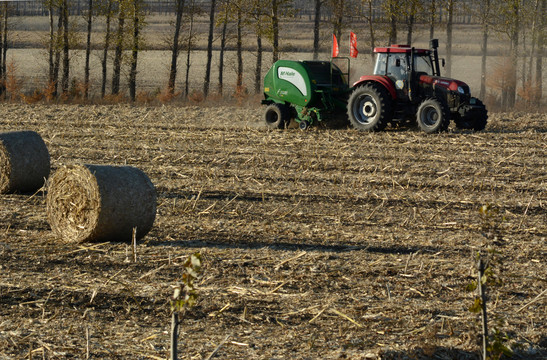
[441,58,445,67]
[395,58,401,67]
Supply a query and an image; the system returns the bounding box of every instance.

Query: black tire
[416,98,450,133]
[455,98,488,131]
[264,103,290,129]
[347,83,392,131]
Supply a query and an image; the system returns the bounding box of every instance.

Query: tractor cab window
[374,53,408,81]
[386,54,407,81]
[373,53,388,75]
[413,54,434,75]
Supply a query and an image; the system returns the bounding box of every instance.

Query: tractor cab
[372,44,437,101]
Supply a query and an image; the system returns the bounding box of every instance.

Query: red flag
[332,34,340,58]
[350,32,359,58]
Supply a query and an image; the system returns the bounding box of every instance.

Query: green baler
[262,59,351,129]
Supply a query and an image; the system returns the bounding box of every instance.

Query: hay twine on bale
[47,164,157,243]
[0,130,50,193]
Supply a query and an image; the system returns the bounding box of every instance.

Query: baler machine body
[262,59,351,128]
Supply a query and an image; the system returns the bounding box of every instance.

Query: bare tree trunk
[61,0,69,97]
[271,0,279,62]
[507,0,519,108]
[84,0,93,99]
[333,0,343,43]
[527,0,540,86]
[101,0,113,98]
[536,0,545,104]
[446,0,454,77]
[218,5,227,95]
[0,4,6,95]
[406,0,417,45]
[479,0,490,100]
[1,4,6,79]
[429,0,435,39]
[313,0,321,60]
[184,0,196,98]
[48,2,55,84]
[522,29,527,88]
[168,0,185,93]
[388,0,397,45]
[236,7,243,91]
[367,0,375,61]
[255,29,262,94]
[0,15,2,96]
[53,5,63,97]
[406,14,415,45]
[203,0,215,97]
[129,0,140,102]
[480,28,488,100]
[112,2,125,95]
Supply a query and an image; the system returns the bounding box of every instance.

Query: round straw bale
[47,164,157,243]
[0,130,50,193]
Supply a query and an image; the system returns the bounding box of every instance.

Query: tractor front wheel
[416,98,450,133]
[455,98,488,131]
[347,84,392,131]
[264,103,290,129]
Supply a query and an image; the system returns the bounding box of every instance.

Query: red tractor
[347,39,488,133]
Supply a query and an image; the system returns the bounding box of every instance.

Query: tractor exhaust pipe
[430,39,440,76]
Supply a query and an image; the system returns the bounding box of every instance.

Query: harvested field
[0,103,545,359]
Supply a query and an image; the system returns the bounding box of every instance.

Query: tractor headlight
[457,86,465,94]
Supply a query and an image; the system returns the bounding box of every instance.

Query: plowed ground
[0,104,545,359]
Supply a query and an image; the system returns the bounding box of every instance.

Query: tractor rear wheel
[416,98,450,133]
[455,98,488,131]
[347,84,392,131]
[264,103,290,129]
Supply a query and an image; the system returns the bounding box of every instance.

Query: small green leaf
[466,281,477,292]
[186,296,196,308]
[469,297,482,313]
[489,341,513,358]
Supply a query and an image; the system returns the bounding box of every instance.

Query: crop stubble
[0,104,545,359]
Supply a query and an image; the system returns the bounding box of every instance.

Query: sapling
[467,204,513,360]
[170,252,202,360]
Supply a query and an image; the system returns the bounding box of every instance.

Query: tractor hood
[418,74,470,95]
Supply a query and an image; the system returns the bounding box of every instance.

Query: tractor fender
[352,75,397,100]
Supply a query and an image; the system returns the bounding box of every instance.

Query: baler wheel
[416,98,450,133]
[347,84,392,131]
[264,103,290,129]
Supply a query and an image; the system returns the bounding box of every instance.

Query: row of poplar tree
[0,0,543,107]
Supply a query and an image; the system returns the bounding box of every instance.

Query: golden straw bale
[0,130,50,193]
[47,164,157,243]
